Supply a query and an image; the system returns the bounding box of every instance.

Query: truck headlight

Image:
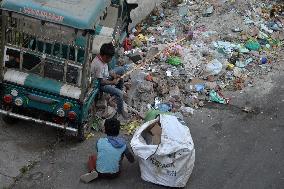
[15,97,23,106]
[57,108,65,117]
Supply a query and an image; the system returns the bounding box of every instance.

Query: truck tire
[2,114,18,124]
[77,123,88,142]
[77,104,95,142]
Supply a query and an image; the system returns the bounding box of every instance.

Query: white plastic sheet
[127,0,162,28]
[130,114,195,187]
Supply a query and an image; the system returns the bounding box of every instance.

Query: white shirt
[91,56,109,79]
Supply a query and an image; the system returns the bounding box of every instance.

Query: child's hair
[104,118,120,136]
[100,43,115,57]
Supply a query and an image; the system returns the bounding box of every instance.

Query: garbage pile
[119,0,283,122]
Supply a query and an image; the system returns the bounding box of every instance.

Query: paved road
[1,64,283,189]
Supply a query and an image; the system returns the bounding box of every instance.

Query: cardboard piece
[190,78,205,85]
[142,121,162,145]
[149,123,162,145]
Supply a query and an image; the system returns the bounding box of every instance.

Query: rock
[96,99,107,109]
[171,0,183,6]
[241,34,248,41]
[203,6,214,17]
[184,96,198,106]
[198,101,205,107]
[157,82,169,95]
[184,83,193,93]
[242,106,254,113]
[233,67,244,78]
[169,86,181,98]
[139,81,154,92]
[146,47,159,59]
[250,27,259,37]
[206,81,218,90]
[152,76,160,83]
[180,106,194,116]
[204,59,223,77]
[206,75,218,82]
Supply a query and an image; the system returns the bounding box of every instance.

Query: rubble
[108,0,284,124]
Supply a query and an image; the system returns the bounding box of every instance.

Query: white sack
[130,114,195,187]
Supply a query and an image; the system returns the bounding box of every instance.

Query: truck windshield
[44,59,65,82]
[2,12,85,87]
[23,52,41,73]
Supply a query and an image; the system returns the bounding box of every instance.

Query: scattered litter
[242,106,254,113]
[156,103,172,112]
[91,117,104,132]
[86,133,94,140]
[245,39,261,51]
[261,57,268,64]
[195,84,205,92]
[232,27,243,32]
[203,6,214,17]
[235,58,253,68]
[167,56,182,66]
[209,90,229,104]
[123,120,141,135]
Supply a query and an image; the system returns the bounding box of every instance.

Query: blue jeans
[100,67,125,114]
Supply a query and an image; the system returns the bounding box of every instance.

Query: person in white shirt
[91,43,128,119]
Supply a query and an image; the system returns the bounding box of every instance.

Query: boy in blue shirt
[80,118,134,183]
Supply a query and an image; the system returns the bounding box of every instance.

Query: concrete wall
[128,0,162,28]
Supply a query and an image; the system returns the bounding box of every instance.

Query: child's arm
[124,147,135,163]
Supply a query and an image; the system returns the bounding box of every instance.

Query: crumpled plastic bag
[213,41,236,55]
[205,59,223,76]
[245,39,261,51]
[209,90,228,104]
[167,56,182,66]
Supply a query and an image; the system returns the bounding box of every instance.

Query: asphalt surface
[1,64,283,189]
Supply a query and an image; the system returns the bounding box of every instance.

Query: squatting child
[80,118,134,183]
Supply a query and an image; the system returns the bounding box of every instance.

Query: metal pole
[0,12,7,81]
[80,32,90,102]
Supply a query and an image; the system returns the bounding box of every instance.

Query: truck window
[77,49,85,63]
[44,59,64,82]
[4,48,20,69]
[69,47,75,61]
[68,47,85,63]
[37,40,45,53]
[22,52,41,74]
[53,43,61,57]
[62,45,68,59]
[45,43,52,54]
[66,65,80,85]
[28,39,36,50]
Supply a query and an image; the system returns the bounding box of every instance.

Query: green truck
[0,0,137,140]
